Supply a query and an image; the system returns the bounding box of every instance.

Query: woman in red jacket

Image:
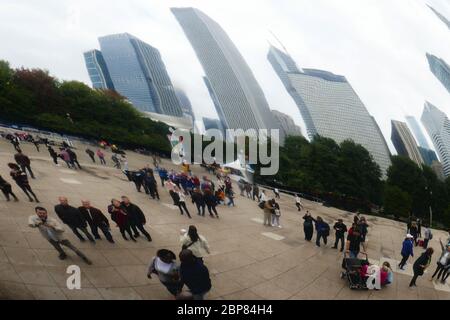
[108,199,135,242]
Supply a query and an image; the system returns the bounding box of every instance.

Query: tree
[383,185,412,218]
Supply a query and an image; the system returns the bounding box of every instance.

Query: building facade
[203,117,225,139]
[390,120,424,166]
[174,88,194,119]
[418,146,439,166]
[431,160,446,182]
[87,33,183,116]
[421,101,450,177]
[271,110,302,138]
[427,53,450,94]
[83,50,115,90]
[171,7,278,138]
[405,115,431,149]
[268,46,391,176]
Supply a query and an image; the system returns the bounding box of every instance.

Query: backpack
[258,201,266,209]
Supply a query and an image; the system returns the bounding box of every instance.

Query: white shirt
[260,192,267,202]
[440,252,450,266]
[295,196,301,204]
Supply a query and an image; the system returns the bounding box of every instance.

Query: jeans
[48,239,88,260]
[423,238,429,249]
[398,255,409,269]
[70,226,95,242]
[271,214,280,227]
[316,233,327,247]
[71,159,82,169]
[131,223,152,241]
[99,157,106,165]
[90,223,114,243]
[20,164,35,179]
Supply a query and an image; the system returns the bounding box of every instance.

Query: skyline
[1,0,450,154]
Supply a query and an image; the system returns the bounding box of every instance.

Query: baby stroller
[340,252,369,290]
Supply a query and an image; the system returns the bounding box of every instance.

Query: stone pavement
[0,139,449,300]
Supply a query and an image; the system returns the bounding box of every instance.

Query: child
[271,201,282,228]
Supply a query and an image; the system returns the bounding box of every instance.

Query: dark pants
[333,234,345,250]
[48,239,88,260]
[195,203,205,216]
[134,180,144,192]
[398,255,409,269]
[252,193,258,201]
[409,270,423,287]
[71,159,82,169]
[119,224,135,241]
[162,281,182,296]
[296,203,302,211]
[316,233,327,247]
[160,177,166,187]
[423,239,429,249]
[70,226,95,242]
[304,225,313,241]
[88,155,95,163]
[51,155,58,165]
[207,204,218,217]
[17,183,39,201]
[20,164,35,179]
[149,187,160,200]
[178,201,192,218]
[131,223,152,241]
[432,262,447,280]
[90,223,114,243]
[99,157,106,165]
[1,185,18,201]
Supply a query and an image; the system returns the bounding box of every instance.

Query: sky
[1,0,450,154]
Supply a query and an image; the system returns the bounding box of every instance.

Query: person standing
[0,175,18,202]
[226,188,235,207]
[158,168,168,187]
[332,219,348,251]
[54,197,95,243]
[263,199,275,227]
[417,218,422,239]
[252,184,259,201]
[398,234,414,270]
[410,248,434,287]
[47,146,59,165]
[180,226,210,261]
[121,196,152,241]
[423,225,432,249]
[78,200,114,243]
[66,148,82,169]
[29,207,92,264]
[346,223,362,258]
[302,211,314,241]
[314,216,330,247]
[147,249,182,297]
[273,188,280,199]
[271,200,282,228]
[144,171,160,200]
[96,149,106,165]
[295,194,303,211]
[179,249,212,300]
[358,216,369,252]
[174,187,192,219]
[10,137,20,152]
[8,163,39,202]
[85,149,96,163]
[191,189,206,216]
[430,239,450,284]
[204,190,219,218]
[408,221,419,247]
[31,137,40,152]
[108,199,135,242]
[14,150,35,179]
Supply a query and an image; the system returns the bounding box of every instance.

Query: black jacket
[180,260,212,295]
[191,192,205,205]
[54,204,87,227]
[78,206,110,228]
[121,202,146,225]
[14,153,30,166]
[333,222,348,237]
[413,252,432,275]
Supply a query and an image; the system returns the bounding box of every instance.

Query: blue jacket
[401,239,414,257]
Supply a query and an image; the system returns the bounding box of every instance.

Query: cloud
[1,0,449,153]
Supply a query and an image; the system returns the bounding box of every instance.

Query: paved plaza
[0,139,449,300]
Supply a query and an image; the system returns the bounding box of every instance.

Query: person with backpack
[398,234,414,270]
[180,226,210,261]
[302,211,314,241]
[314,216,330,247]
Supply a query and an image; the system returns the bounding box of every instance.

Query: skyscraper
[171,7,278,138]
[86,33,183,116]
[418,146,439,167]
[405,115,431,149]
[83,50,114,90]
[427,53,450,94]
[271,110,302,138]
[174,88,194,119]
[421,101,450,177]
[390,120,423,166]
[268,46,391,176]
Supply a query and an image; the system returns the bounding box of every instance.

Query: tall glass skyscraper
[428,5,450,30]
[421,101,450,177]
[391,120,423,166]
[171,7,278,137]
[268,45,391,176]
[427,53,450,94]
[405,115,431,149]
[83,50,114,90]
[85,33,183,116]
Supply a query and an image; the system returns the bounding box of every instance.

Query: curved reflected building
[171,7,278,137]
[391,120,423,166]
[427,53,450,94]
[83,50,114,90]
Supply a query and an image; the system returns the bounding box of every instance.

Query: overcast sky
[1,0,450,153]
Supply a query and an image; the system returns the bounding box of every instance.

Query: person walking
[8,163,39,202]
[10,137,20,152]
[173,187,192,219]
[408,221,419,247]
[59,149,73,168]
[332,219,348,251]
[410,248,434,287]
[180,226,210,261]
[295,194,303,211]
[144,171,160,200]
[245,183,252,199]
[271,200,282,228]
[54,197,95,243]
[78,200,114,243]
[179,249,212,300]
[0,175,18,202]
[398,234,414,270]
[108,199,136,242]
[263,199,275,227]
[121,196,152,241]
[147,249,182,297]
[358,216,369,252]
[314,216,330,247]
[31,137,40,152]
[346,223,363,258]
[204,190,219,218]
[66,148,82,169]
[14,150,35,179]
[47,146,59,165]
[252,184,259,201]
[158,167,168,187]
[29,207,92,264]
[273,188,280,199]
[302,211,314,241]
[423,225,432,249]
[430,239,450,284]
[191,189,206,216]
[226,188,235,207]
[85,148,96,163]
[96,149,106,165]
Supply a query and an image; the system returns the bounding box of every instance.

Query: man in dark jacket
[85,149,96,163]
[410,248,434,287]
[121,196,152,241]
[179,249,212,300]
[131,170,145,193]
[191,189,206,216]
[144,170,160,200]
[66,148,82,169]
[54,197,95,242]
[252,184,260,201]
[332,219,347,251]
[14,150,35,179]
[79,200,114,243]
